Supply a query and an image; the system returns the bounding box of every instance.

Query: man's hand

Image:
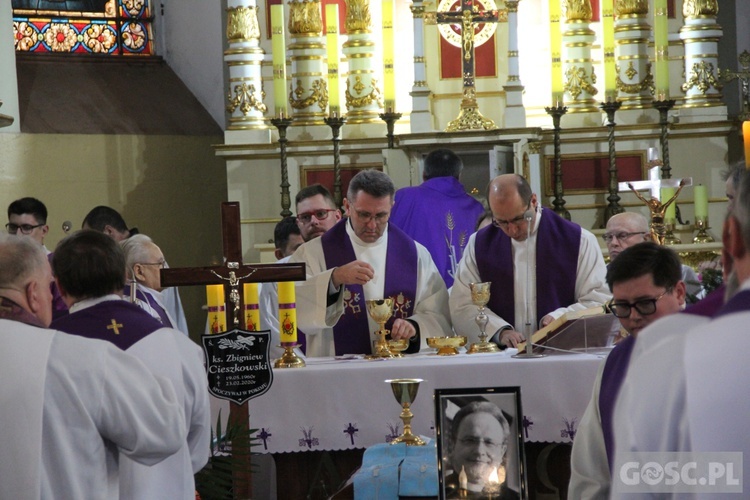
[331,260,375,288]
[499,329,525,348]
[540,314,554,327]
[390,318,416,341]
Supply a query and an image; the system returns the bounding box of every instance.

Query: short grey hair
[0,233,48,290]
[120,234,159,279]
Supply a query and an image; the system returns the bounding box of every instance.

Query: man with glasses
[450,174,610,348]
[569,241,686,498]
[291,169,451,357]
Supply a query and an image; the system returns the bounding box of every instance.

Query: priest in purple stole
[450,174,610,348]
[569,242,686,498]
[291,169,452,357]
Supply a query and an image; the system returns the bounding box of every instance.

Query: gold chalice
[426,336,467,356]
[467,282,500,354]
[384,378,426,446]
[366,298,400,359]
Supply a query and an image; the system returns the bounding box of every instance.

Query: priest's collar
[0,296,47,329]
[346,218,389,248]
[69,294,125,314]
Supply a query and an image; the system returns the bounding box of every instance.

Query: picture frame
[434,386,527,499]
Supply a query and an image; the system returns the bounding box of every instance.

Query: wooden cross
[161,201,306,498]
[435,0,500,131]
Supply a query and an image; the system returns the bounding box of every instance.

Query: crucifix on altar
[161,201,306,497]
[620,165,693,245]
[432,0,500,132]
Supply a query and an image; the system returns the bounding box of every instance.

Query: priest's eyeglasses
[602,231,647,243]
[492,202,531,229]
[607,289,671,318]
[6,223,45,234]
[139,260,166,269]
[297,209,336,224]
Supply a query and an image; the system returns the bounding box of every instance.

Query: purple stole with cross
[321,220,418,355]
[598,335,636,470]
[475,210,581,328]
[51,299,163,351]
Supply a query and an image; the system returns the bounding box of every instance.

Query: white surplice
[290,221,451,357]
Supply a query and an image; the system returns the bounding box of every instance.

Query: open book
[517,306,621,354]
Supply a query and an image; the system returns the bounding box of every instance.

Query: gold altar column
[287,0,328,125]
[562,0,598,113]
[410,0,432,132]
[614,0,653,109]
[679,0,724,109]
[225,1,269,130]
[344,0,384,123]
[503,0,526,127]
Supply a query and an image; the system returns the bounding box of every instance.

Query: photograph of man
[443,400,521,499]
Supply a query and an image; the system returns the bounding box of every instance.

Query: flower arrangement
[686,258,723,304]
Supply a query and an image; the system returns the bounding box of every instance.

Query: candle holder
[379,110,402,149]
[270,116,294,217]
[693,216,715,244]
[652,99,676,180]
[600,100,624,225]
[663,219,682,246]
[384,378,426,446]
[467,282,500,354]
[324,114,346,209]
[274,344,306,368]
[545,103,570,221]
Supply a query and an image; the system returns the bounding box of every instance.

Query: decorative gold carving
[226,6,260,42]
[437,0,501,49]
[414,56,426,63]
[410,4,425,17]
[683,0,718,19]
[527,141,543,154]
[445,103,496,132]
[346,77,384,108]
[681,61,723,94]
[616,62,654,93]
[508,50,519,57]
[414,80,428,87]
[289,78,328,110]
[563,0,593,22]
[564,65,598,99]
[226,82,268,115]
[614,0,648,16]
[345,0,372,33]
[625,61,638,80]
[505,0,519,13]
[288,0,323,35]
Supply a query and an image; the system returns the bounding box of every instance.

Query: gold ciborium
[384,378,426,446]
[426,336,467,356]
[366,298,400,359]
[467,282,500,354]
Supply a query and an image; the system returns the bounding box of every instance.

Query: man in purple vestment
[390,149,485,288]
[569,242,686,498]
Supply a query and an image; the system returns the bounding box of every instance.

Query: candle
[549,0,563,104]
[278,281,297,345]
[382,0,396,111]
[661,187,676,221]
[206,284,226,334]
[653,0,669,99]
[694,184,708,219]
[243,283,260,331]
[743,121,750,169]
[326,4,340,115]
[601,0,616,99]
[271,4,288,117]
[647,147,659,162]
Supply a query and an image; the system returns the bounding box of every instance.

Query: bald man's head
[487,174,537,242]
[604,212,650,260]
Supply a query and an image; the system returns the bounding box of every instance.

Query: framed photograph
[434,386,527,499]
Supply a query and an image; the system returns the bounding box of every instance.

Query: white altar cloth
[241,350,604,454]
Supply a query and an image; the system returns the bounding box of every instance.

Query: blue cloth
[353,440,439,499]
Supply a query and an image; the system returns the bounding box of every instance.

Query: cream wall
[0,132,228,340]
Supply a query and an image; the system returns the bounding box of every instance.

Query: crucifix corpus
[161,201,306,498]
[619,165,693,245]
[434,0,501,132]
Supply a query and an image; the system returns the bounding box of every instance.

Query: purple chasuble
[683,284,726,318]
[598,335,636,470]
[0,296,47,328]
[390,177,484,288]
[475,210,580,327]
[321,220,418,355]
[123,284,174,328]
[713,288,750,318]
[51,300,163,351]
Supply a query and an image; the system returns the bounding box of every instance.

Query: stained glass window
[12,0,154,56]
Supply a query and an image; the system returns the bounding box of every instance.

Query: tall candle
[743,121,750,169]
[602,0,616,99]
[271,4,288,117]
[549,0,563,104]
[382,0,396,111]
[326,4,340,115]
[243,282,260,331]
[653,0,669,99]
[206,284,226,334]
[278,281,297,345]
[661,187,676,221]
[694,184,708,219]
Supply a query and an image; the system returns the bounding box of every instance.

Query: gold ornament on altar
[682,0,718,18]
[345,0,372,33]
[226,82,267,115]
[563,0,593,22]
[289,78,328,111]
[467,282,500,354]
[226,6,260,42]
[427,335,467,355]
[365,298,406,359]
[614,0,648,16]
[436,0,500,48]
[288,0,323,35]
[384,379,426,446]
[627,179,686,245]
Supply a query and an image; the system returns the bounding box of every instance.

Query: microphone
[61,221,72,234]
[524,210,534,222]
[524,208,533,355]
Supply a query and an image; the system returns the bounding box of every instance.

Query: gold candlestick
[693,216,715,244]
[274,344,306,368]
[384,378,426,446]
[467,282,500,354]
